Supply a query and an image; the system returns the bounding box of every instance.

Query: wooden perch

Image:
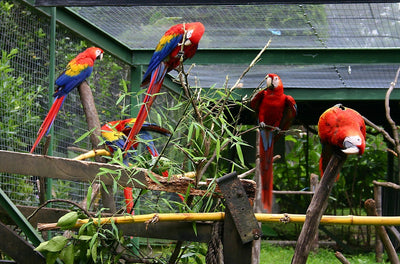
[78,81,115,212]
[0,150,256,199]
[373,180,400,190]
[292,150,347,264]
[364,199,400,264]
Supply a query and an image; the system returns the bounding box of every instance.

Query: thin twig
[363,116,395,146]
[27,199,92,221]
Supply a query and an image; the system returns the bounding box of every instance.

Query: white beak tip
[341,146,359,154]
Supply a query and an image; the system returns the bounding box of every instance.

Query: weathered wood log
[364,199,400,264]
[291,150,347,264]
[78,81,116,212]
[0,150,256,199]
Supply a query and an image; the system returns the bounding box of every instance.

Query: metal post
[130,65,143,117]
[45,6,56,201]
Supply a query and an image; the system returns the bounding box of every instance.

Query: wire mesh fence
[0,0,132,208]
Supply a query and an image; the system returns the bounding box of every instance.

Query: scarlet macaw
[250,73,297,212]
[30,47,104,153]
[101,118,170,214]
[124,22,205,152]
[318,104,366,178]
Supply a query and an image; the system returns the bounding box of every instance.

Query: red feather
[318,104,366,179]
[251,73,296,212]
[30,47,103,153]
[30,96,65,153]
[124,22,205,153]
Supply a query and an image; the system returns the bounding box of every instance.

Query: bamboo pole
[37,212,400,231]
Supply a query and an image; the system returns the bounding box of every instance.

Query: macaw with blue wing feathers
[124,22,205,152]
[30,47,104,153]
[250,73,297,212]
[101,118,171,214]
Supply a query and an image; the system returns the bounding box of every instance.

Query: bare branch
[363,116,395,146]
[385,66,400,155]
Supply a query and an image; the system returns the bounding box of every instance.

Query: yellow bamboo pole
[73,149,111,160]
[78,213,400,226]
[73,149,196,178]
[37,213,400,231]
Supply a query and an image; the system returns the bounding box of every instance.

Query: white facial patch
[342,135,362,154]
[186,29,194,39]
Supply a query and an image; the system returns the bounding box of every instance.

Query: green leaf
[74,127,96,144]
[35,236,68,252]
[77,235,93,241]
[45,251,60,264]
[192,222,198,236]
[86,185,93,211]
[187,123,194,144]
[57,211,78,230]
[236,143,245,166]
[59,243,74,264]
[215,138,221,161]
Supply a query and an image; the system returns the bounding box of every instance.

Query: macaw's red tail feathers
[124,187,135,215]
[259,136,274,212]
[124,64,168,152]
[30,96,65,153]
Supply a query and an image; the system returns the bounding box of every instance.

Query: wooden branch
[78,81,104,153]
[334,251,350,264]
[292,150,347,264]
[363,116,395,146]
[364,199,400,264]
[373,180,400,190]
[385,66,400,155]
[78,81,116,212]
[374,184,383,263]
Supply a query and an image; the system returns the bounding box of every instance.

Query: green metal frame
[132,48,400,65]
[0,188,44,246]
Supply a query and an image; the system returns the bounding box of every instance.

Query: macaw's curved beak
[341,135,363,154]
[98,53,104,60]
[266,75,274,89]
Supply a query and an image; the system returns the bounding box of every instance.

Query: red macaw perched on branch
[250,73,297,212]
[123,22,205,152]
[101,118,171,214]
[30,47,104,153]
[318,104,366,179]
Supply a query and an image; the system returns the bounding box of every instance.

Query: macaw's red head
[83,47,104,61]
[183,22,205,48]
[265,73,284,93]
[318,104,366,155]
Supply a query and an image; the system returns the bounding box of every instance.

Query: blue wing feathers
[142,35,183,82]
[54,67,93,97]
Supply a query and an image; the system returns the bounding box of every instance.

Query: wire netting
[0,0,133,208]
[70,3,400,49]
